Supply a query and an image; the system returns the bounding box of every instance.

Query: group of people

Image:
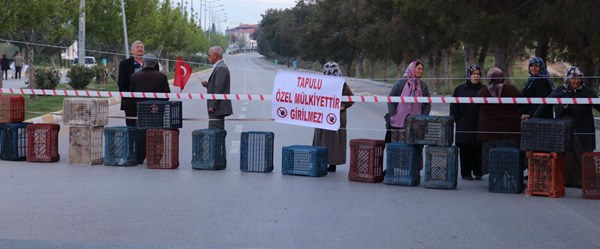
[0,52,25,80]
[117,40,232,162]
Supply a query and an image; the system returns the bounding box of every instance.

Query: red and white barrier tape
[3,88,600,104]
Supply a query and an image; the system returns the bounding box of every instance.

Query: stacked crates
[104,127,143,166]
[64,98,108,165]
[383,142,420,186]
[192,129,227,170]
[391,115,456,189]
[581,152,600,199]
[137,101,182,169]
[525,152,565,198]
[348,139,385,183]
[282,145,328,177]
[0,95,27,161]
[521,118,571,198]
[26,124,60,162]
[488,148,524,194]
[240,131,274,173]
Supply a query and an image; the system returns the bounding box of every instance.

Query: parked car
[73,56,97,68]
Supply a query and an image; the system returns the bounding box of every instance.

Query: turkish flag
[174,57,192,92]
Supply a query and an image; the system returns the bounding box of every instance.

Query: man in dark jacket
[118,40,159,126]
[450,64,486,180]
[1,54,10,80]
[201,46,232,129]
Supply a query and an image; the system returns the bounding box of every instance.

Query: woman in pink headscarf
[386,60,431,142]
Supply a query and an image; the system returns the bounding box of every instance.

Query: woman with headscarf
[476,67,522,174]
[450,64,486,180]
[386,61,431,143]
[521,57,554,120]
[312,61,354,172]
[534,67,600,187]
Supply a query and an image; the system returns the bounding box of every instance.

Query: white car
[73,56,97,68]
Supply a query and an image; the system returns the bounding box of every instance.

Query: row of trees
[255,0,600,90]
[0,0,228,87]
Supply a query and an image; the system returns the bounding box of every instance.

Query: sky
[185,0,297,31]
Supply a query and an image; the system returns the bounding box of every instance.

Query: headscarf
[486,67,505,97]
[563,66,584,92]
[323,61,342,76]
[528,57,550,77]
[403,60,423,97]
[466,64,482,83]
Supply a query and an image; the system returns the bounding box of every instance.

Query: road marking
[231,140,240,154]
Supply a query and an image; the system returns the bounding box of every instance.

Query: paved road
[0,53,598,249]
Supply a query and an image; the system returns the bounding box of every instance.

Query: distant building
[61,40,78,60]
[226,24,258,50]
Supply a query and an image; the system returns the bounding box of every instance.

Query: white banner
[271,70,344,131]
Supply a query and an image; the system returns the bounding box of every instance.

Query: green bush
[67,65,95,90]
[35,68,61,89]
[93,65,109,84]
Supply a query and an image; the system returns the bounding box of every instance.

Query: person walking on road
[13,52,24,79]
[201,46,232,130]
[450,64,486,180]
[312,61,354,172]
[118,40,159,126]
[0,54,10,80]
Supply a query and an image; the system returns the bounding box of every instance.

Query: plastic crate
[0,95,25,123]
[69,126,104,165]
[26,124,60,162]
[383,142,421,186]
[348,139,385,183]
[240,131,274,173]
[488,148,524,194]
[423,146,458,190]
[0,122,29,161]
[481,140,519,175]
[404,115,454,146]
[137,101,183,129]
[282,145,328,177]
[521,118,572,152]
[191,129,227,170]
[103,127,143,167]
[146,129,179,169]
[581,152,600,199]
[63,98,109,126]
[526,152,565,198]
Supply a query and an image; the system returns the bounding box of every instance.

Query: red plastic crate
[0,95,25,123]
[349,139,385,183]
[146,129,179,169]
[26,124,60,162]
[526,152,565,198]
[582,152,600,199]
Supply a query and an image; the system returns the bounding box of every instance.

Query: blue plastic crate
[137,101,183,129]
[488,147,524,194]
[240,131,274,173]
[282,145,328,177]
[192,129,227,170]
[521,118,572,152]
[103,127,142,167]
[405,115,454,146]
[424,146,458,190]
[0,122,29,161]
[383,142,421,186]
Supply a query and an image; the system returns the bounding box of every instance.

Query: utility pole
[78,0,85,65]
[121,0,129,57]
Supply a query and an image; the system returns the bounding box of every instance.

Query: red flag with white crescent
[174,57,192,92]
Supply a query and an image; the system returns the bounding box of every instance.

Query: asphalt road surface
[0,52,598,249]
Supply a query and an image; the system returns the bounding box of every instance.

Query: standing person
[0,54,9,80]
[13,52,24,79]
[312,61,354,172]
[118,41,158,126]
[130,53,171,163]
[534,67,600,187]
[521,57,554,120]
[201,46,232,129]
[477,67,522,174]
[386,60,431,143]
[450,64,486,180]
